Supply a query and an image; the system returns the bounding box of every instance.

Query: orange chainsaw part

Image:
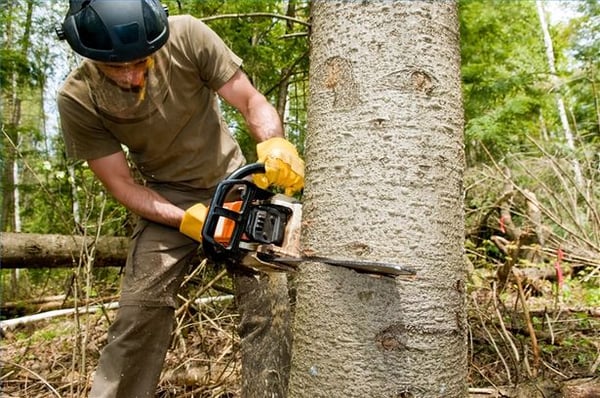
[214,201,243,245]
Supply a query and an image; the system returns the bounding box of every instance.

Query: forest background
[1,0,599,397]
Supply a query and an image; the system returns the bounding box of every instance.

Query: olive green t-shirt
[57,15,246,189]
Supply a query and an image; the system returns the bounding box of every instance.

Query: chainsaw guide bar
[262,255,417,277]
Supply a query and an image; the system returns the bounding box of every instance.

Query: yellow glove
[179,203,208,242]
[253,137,305,195]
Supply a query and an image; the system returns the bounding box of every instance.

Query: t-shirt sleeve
[178,16,243,91]
[57,93,123,160]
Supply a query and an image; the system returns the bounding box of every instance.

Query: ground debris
[469,377,600,398]
[1,296,240,398]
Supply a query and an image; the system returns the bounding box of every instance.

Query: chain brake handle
[201,163,272,259]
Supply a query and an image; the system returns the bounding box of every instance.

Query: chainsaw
[201,163,416,278]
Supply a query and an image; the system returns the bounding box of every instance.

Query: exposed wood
[562,377,600,398]
[0,232,129,268]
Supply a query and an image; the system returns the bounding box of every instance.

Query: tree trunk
[288,1,466,397]
[0,232,129,268]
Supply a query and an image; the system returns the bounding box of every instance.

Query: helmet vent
[115,22,140,45]
[77,7,112,50]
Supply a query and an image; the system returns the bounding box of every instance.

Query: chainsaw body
[202,163,416,278]
[201,163,302,273]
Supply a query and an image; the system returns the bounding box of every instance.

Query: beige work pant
[89,184,291,398]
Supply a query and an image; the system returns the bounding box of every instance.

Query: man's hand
[179,203,208,241]
[253,137,304,195]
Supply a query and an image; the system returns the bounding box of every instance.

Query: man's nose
[123,67,146,86]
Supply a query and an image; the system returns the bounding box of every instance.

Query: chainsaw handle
[227,163,265,180]
[201,163,272,259]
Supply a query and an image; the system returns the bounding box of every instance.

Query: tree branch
[201,13,310,28]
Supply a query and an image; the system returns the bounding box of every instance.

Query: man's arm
[217,69,283,142]
[217,68,305,195]
[88,151,184,228]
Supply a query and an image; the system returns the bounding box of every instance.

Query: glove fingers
[253,173,270,189]
[286,171,304,195]
[256,137,305,194]
[267,158,301,192]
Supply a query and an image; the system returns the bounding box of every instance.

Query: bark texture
[288,1,467,397]
[1,232,128,268]
[232,271,292,398]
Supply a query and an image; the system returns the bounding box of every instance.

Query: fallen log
[2,294,120,315]
[0,232,129,269]
[3,294,69,307]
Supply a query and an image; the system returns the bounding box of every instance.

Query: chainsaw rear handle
[201,163,272,259]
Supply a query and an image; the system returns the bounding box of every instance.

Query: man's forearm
[110,182,185,228]
[245,96,284,142]
[216,69,284,142]
[88,152,185,229]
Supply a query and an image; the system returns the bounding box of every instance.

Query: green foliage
[572,0,600,63]
[583,284,600,307]
[459,0,552,163]
[165,0,309,158]
[3,1,599,329]
[0,48,42,89]
[564,2,600,147]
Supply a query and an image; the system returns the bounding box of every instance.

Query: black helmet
[57,0,169,63]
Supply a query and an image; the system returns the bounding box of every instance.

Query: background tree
[1,0,34,233]
[288,1,466,396]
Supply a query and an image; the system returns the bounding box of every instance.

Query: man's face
[85,52,169,118]
[94,57,151,90]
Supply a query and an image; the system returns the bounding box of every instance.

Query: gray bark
[288,1,467,397]
[232,271,292,398]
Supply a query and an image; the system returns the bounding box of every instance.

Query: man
[56,1,303,397]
